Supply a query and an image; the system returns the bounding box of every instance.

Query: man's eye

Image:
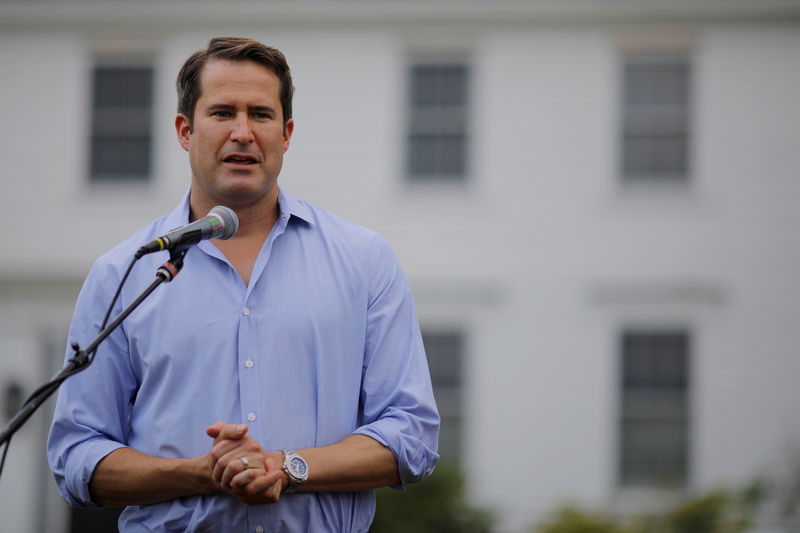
[212,111,232,117]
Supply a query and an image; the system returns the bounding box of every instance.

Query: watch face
[289,456,308,477]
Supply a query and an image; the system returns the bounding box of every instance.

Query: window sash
[619,330,690,487]
[422,329,464,461]
[621,55,690,182]
[406,61,469,181]
[90,64,153,182]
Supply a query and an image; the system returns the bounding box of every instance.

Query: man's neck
[188,187,281,286]
[225,200,280,241]
[189,186,280,236]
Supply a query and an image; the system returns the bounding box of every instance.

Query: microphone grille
[209,206,239,240]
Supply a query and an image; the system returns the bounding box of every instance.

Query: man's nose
[230,113,254,144]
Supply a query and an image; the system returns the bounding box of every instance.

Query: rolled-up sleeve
[353,232,440,488]
[47,260,136,507]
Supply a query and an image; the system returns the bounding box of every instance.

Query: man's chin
[214,182,278,207]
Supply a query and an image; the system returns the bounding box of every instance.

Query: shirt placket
[237,211,288,433]
[238,299,260,428]
[237,211,290,533]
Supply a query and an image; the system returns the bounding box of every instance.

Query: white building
[1,1,800,531]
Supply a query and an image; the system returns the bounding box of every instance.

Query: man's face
[176,59,293,209]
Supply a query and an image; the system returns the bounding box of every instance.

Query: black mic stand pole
[0,248,188,447]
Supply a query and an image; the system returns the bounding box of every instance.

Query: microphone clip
[156,248,188,282]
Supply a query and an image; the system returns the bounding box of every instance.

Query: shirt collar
[277,187,315,226]
[170,186,315,227]
[169,187,193,227]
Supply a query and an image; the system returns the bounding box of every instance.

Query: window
[406,59,470,182]
[621,53,691,183]
[619,329,690,487]
[90,63,153,182]
[422,329,464,462]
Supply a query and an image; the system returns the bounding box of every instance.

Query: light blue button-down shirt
[47,188,440,532]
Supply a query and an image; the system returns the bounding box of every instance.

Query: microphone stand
[0,248,188,447]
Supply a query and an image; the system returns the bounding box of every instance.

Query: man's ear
[175,113,192,152]
[282,118,295,154]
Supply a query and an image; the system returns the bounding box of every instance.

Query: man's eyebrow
[205,103,277,113]
[206,103,235,112]
[249,105,277,114]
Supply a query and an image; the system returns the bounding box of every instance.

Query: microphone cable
[1,205,237,479]
[0,255,138,480]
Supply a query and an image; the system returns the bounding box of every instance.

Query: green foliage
[533,484,765,533]
[651,487,762,533]
[371,461,493,533]
[535,507,627,533]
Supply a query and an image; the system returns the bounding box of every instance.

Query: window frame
[421,327,466,463]
[404,54,472,184]
[617,328,691,489]
[619,51,693,185]
[89,57,155,184]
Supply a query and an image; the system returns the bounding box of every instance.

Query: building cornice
[1,0,799,32]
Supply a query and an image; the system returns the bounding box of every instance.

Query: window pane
[621,54,690,182]
[411,65,468,107]
[90,64,153,182]
[620,330,690,487]
[91,137,151,180]
[621,418,688,486]
[623,136,688,177]
[406,60,469,181]
[94,67,153,107]
[625,63,688,106]
[408,135,466,178]
[422,329,464,462]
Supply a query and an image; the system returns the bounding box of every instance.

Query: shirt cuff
[353,421,439,490]
[64,438,128,508]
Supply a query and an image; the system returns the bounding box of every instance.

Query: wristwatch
[282,450,309,493]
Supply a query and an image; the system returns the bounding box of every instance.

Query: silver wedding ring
[239,456,249,468]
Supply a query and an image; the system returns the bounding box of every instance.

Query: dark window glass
[619,330,690,487]
[422,329,464,462]
[622,55,690,182]
[406,62,469,182]
[90,65,153,182]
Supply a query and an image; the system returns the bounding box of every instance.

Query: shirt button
[245,359,254,368]
[256,527,265,533]
[242,307,250,316]
[247,412,256,422]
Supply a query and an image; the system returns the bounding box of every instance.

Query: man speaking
[47,36,440,532]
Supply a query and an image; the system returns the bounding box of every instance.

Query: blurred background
[1,0,800,532]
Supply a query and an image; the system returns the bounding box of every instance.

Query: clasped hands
[205,421,288,505]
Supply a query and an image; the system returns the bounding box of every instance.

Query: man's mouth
[223,154,258,165]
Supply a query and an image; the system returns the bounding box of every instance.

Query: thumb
[205,421,226,439]
[210,423,249,444]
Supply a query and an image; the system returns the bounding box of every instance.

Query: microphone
[135,206,239,259]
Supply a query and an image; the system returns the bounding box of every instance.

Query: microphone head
[209,206,239,240]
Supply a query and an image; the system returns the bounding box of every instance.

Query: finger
[223,455,263,490]
[211,423,249,445]
[230,465,275,490]
[212,437,248,461]
[265,473,283,501]
[210,440,242,484]
[214,443,264,485]
[205,421,226,439]
[212,434,263,469]
[220,457,242,490]
[213,450,242,486]
[232,470,284,503]
[211,445,242,485]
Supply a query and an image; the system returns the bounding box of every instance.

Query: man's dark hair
[176,36,294,131]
